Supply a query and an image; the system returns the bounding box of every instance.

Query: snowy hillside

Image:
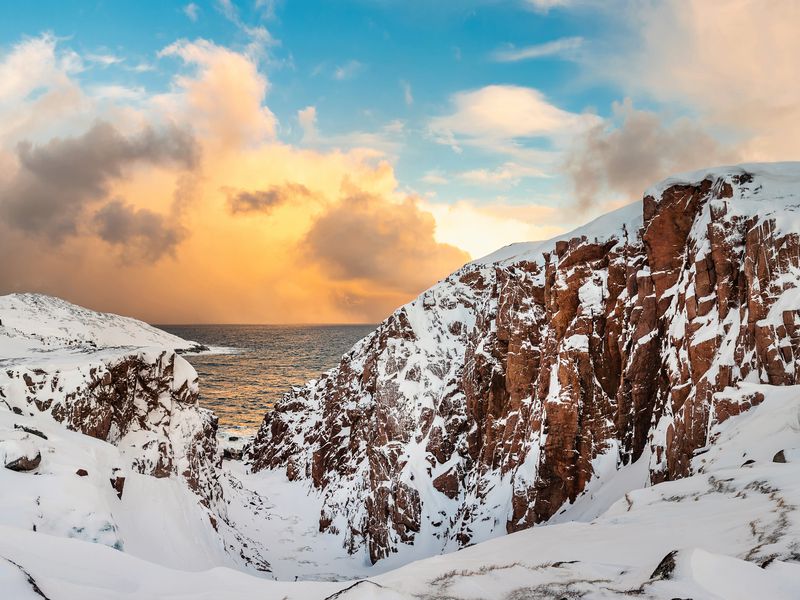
[0,296,272,578]
[0,293,207,358]
[2,383,800,598]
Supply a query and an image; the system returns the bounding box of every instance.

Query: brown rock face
[249,166,800,563]
[6,350,223,509]
[4,450,41,472]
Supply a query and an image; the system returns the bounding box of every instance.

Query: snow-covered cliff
[0,294,270,573]
[249,162,800,564]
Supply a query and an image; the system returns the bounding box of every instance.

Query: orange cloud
[0,36,471,324]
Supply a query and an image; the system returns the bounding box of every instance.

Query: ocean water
[156,324,375,435]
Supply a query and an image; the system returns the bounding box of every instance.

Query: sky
[0,0,798,323]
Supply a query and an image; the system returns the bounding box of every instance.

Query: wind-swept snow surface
[2,384,800,598]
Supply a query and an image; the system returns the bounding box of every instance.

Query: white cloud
[215,0,238,22]
[85,53,124,67]
[158,39,277,148]
[605,0,800,160]
[183,3,199,21]
[128,62,155,73]
[297,105,317,142]
[255,0,277,19]
[421,170,448,185]
[457,162,546,185]
[89,84,147,101]
[491,36,583,63]
[333,60,363,81]
[429,85,599,153]
[213,0,278,61]
[523,0,571,12]
[400,80,413,106]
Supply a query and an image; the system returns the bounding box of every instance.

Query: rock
[773,450,786,463]
[248,165,800,563]
[650,550,678,580]
[76,468,89,476]
[110,474,126,499]
[223,447,243,461]
[14,424,47,440]
[5,450,41,472]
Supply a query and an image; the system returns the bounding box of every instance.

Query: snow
[0,292,205,358]
[2,164,800,597]
[8,384,800,599]
[473,200,642,266]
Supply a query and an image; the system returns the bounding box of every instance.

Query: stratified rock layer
[249,163,800,564]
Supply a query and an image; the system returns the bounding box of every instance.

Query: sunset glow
[1,1,797,322]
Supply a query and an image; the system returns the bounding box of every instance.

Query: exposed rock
[248,164,800,564]
[14,425,47,440]
[650,550,678,580]
[773,450,787,463]
[5,450,41,472]
[110,473,126,499]
[76,468,89,477]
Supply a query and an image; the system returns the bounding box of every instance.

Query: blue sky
[0,0,622,209]
[0,1,795,322]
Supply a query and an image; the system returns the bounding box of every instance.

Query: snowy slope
[0,295,271,578]
[2,383,800,598]
[0,293,206,358]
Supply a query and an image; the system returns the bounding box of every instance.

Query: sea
[157,324,375,436]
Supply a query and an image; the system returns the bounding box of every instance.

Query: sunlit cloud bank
[0,35,466,323]
[0,0,798,323]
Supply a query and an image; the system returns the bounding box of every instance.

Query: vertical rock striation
[249,163,800,564]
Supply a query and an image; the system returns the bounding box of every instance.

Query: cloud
[421,170,448,185]
[401,80,413,106]
[333,60,363,81]
[606,0,800,160]
[302,191,469,294]
[226,183,312,214]
[429,85,599,153]
[491,36,583,63]
[423,199,564,260]
[85,52,124,67]
[255,0,278,19]
[158,39,277,148]
[563,99,739,210]
[94,200,185,262]
[183,3,199,21]
[297,105,317,142]
[0,34,460,323]
[215,0,239,23]
[523,0,571,12]
[0,120,198,240]
[457,162,546,185]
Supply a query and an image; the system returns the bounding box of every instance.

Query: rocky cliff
[0,294,269,571]
[248,163,800,564]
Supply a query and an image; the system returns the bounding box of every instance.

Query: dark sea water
[156,324,375,434]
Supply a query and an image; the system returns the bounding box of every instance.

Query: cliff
[248,163,800,563]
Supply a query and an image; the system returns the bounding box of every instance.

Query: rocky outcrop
[0,349,223,508]
[249,163,800,564]
[0,293,272,573]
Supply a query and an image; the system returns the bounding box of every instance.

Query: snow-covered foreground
[2,383,800,598]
